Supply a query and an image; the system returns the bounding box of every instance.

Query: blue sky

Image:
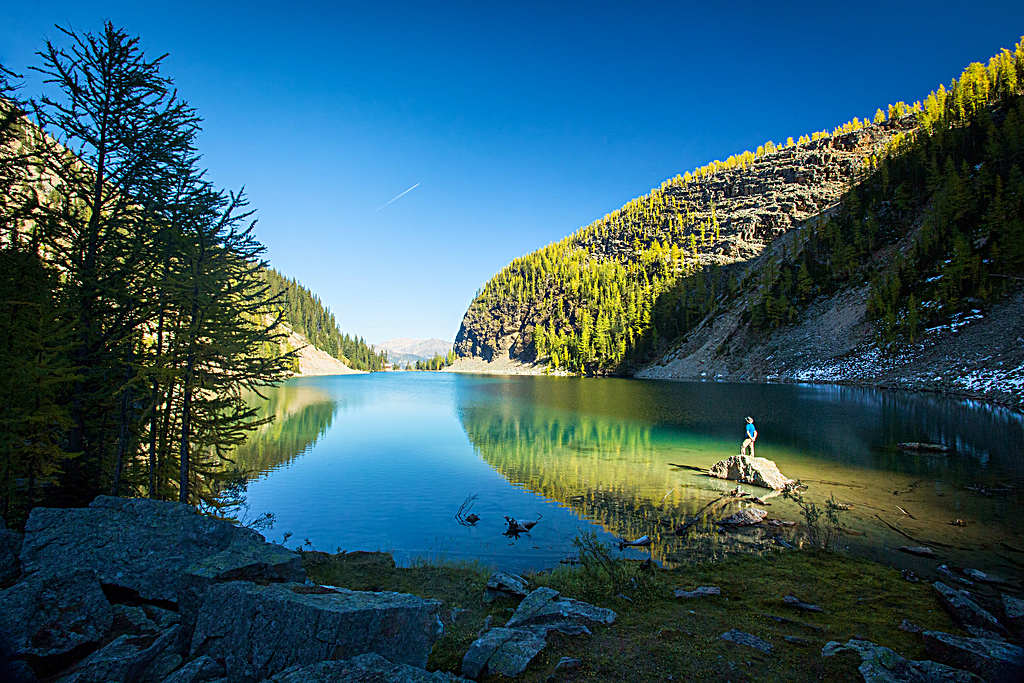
[3,2,1022,343]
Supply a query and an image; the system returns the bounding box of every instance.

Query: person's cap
[745,416,753,422]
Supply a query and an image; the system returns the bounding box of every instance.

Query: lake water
[227,373,1024,577]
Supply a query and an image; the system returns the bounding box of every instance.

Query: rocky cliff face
[454,116,916,367]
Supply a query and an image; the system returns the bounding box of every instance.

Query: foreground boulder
[484,571,529,603]
[463,588,615,678]
[933,582,1006,635]
[55,626,181,682]
[190,581,443,679]
[822,638,980,682]
[270,653,463,682]
[0,570,112,660]
[709,455,795,490]
[19,496,304,603]
[922,631,1024,681]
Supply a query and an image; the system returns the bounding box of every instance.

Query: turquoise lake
[227,373,1024,576]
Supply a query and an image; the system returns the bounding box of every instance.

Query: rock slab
[19,496,305,603]
[720,629,773,654]
[674,586,721,599]
[822,638,980,682]
[922,630,1024,681]
[0,569,112,660]
[506,587,616,629]
[718,508,768,527]
[270,653,462,682]
[709,455,795,490]
[0,527,21,587]
[190,581,443,680]
[933,582,1006,635]
[484,571,528,603]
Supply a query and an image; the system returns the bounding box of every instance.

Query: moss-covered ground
[301,548,968,681]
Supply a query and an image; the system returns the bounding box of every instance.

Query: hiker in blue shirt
[742,416,758,456]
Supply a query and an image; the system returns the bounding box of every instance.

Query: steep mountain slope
[454,38,1024,407]
[455,112,914,371]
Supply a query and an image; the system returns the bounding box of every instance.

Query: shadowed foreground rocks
[0,496,448,682]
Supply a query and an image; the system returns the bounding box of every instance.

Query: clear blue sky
[3,2,1022,343]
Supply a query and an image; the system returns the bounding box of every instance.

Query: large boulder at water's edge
[18,495,305,603]
[189,581,443,680]
[708,455,795,490]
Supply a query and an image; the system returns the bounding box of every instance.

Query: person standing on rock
[741,416,758,456]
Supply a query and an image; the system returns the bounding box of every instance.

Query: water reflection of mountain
[228,383,338,478]
[456,399,731,563]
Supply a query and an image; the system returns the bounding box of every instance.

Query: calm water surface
[227,373,1024,576]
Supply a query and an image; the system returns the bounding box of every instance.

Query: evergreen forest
[0,24,375,523]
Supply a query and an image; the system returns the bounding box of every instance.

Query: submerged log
[897,442,952,454]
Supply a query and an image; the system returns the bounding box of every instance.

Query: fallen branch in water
[455,494,480,527]
[896,505,916,520]
[874,514,956,549]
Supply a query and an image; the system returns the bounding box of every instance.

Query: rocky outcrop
[933,582,1006,636]
[822,638,980,682]
[1,497,450,683]
[0,570,113,660]
[19,496,305,603]
[709,455,795,491]
[190,581,443,678]
[484,571,529,603]
[269,653,463,682]
[462,587,616,679]
[922,631,1024,682]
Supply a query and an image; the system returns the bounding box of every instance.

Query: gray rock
[784,635,812,646]
[56,625,179,683]
[822,638,980,682]
[898,619,922,634]
[484,571,529,603]
[718,508,768,526]
[461,627,547,679]
[962,568,1008,585]
[112,604,158,633]
[19,496,304,604]
[0,527,21,587]
[506,587,616,629]
[938,564,973,586]
[674,586,721,599]
[720,629,773,654]
[1002,594,1024,625]
[783,594,824,612]
[160,655,224,683]
[933,582,1005,634]
[190,581,443,680]
[709,455,795,490]
[0,570,112,659]
[922,630,1024,681]
[269,653,462,682]
[555,656,582,672]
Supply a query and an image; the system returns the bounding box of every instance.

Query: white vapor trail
[376,182,421,211]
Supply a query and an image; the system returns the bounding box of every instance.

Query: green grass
[302,549,964,681]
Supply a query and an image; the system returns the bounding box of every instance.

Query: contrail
[376,182,420,211]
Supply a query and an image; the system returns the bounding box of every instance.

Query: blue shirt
[746,423,756,438]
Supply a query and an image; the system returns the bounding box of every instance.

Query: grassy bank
[302,547,964,681]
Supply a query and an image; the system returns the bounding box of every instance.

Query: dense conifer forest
[0,24,376,523]
[464,38,1024,375]
[262,269,387,371]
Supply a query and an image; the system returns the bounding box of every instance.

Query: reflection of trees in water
[227,384,338,477]
[458,402,765,564]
